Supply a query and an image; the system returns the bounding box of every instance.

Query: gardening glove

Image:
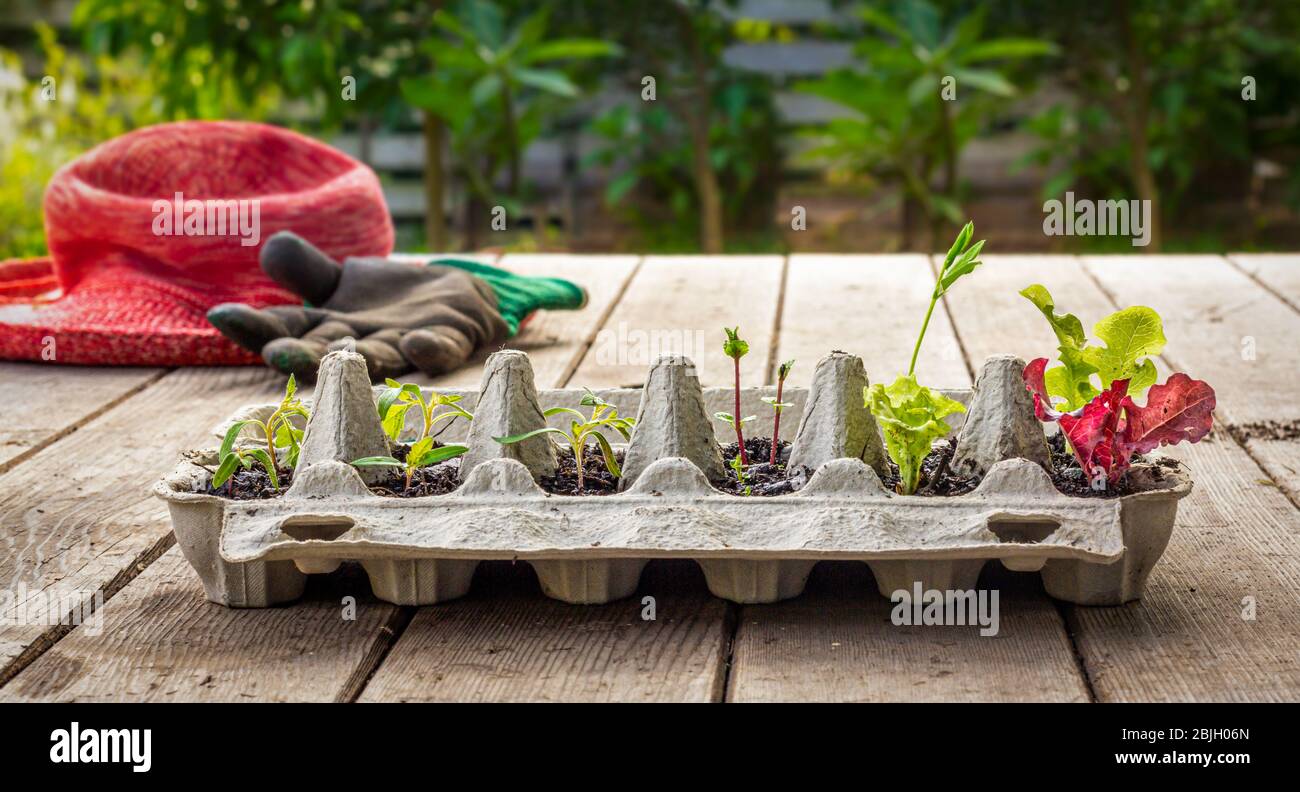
[207,231,586,381]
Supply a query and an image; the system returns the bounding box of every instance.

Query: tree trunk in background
[1119,1,1162,251]
[358,114,374,166]
[422,111,448,252]
[688,110,724,254]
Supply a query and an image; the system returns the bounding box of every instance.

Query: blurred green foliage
[400,1,616,219]
[0,24,163,259]
[1003,0,1300,249]
[796,0,1056,249]
[1,0,1296,257]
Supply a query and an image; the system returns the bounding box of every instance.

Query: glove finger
[411,302,509,349]
[399,326,475,378]
[260,231,343,306]
[328,328,411,382]
[206,303,320,352]
[260,320,357,381]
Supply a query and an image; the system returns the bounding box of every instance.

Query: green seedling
[723,327,751,464]
[377,378,474,443]
[730,454,752,496]
[866,222,982,494]
[352,436,469,491]
[764,359,795,464]
[213,375,310,492]
[493,389,634,491]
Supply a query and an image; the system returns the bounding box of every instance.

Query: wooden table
[2,252,1298,702]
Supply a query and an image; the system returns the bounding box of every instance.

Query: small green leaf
[244,448,279,490]
[219,420,255,459]
[413,444,469,467]
[1085,306,1165,394]
[722,327,749,359]
[543,406,588,421]
[407,437,434,467]
[351,456,404,467]
[591,431,620,478]
[213,453,241,488]
[382,402,414,442]
[494,427,567,445]
[283,374,297,402]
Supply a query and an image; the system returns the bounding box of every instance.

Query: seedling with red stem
[721,327,750,465]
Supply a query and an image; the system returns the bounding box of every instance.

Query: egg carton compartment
[155,350,1191,608]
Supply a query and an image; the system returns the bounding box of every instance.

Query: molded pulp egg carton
[155,349,1191,609]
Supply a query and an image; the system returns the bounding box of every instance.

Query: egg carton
[155,350,1191,609]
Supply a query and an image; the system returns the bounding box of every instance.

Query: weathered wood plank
[1081,254,1298,425]
[726,253,1089,702]
[1,253,649,701]
[1068,434,1300,702]
[777,254,970,389]
[568,255,785,388]
[0,548,402,702]
[1228,253,1300,311]
[428,254,641,390]
[359,561,728,702]
[1085,253,1300,507]
[361,255,784,702]
[728,562,1090,702]
[0,366,285,684]
[949,254,1300,701]
[0,363,165,473]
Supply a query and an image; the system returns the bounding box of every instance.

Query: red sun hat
[0,120,394,365]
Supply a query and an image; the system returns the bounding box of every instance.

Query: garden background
[2,0,1297,259]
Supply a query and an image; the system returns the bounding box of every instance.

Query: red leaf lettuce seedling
[1021,291,1216,489]
[494,388,635,491]
[866,222,982,494]
[1019,284,1165,410]
[213,375,310,492]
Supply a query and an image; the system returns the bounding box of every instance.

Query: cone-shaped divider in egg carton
[619,355,727,489]
[459,349,557,482]
[787,351,889,477]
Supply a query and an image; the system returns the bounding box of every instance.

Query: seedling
[377,379,474,442]
[730,454,752,496]
[1022,295,1216,489]
[352,437,469,491]
[213,375,310,492]
[722,327,751,464]
[764,359,795,464]
[866,222,982,494]
[1020,284,1165,411]
[493,389,635,491]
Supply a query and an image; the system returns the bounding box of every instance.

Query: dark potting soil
[1044,432,1170,498]
[879,439,980,496]
[204,466,294,500]
[204,441,464,500]
[1233,419,1300,442]
[718,437,797,496]
[540,444,624,496]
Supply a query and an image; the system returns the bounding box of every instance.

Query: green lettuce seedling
[213,375,310,492]
[494,389,634,491]
[866,222,982,494]
[763,359,795,464]
[377,379,474,443]
[1020,284,1165,411]
[722,327,751,464]
[352,437,469,492]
